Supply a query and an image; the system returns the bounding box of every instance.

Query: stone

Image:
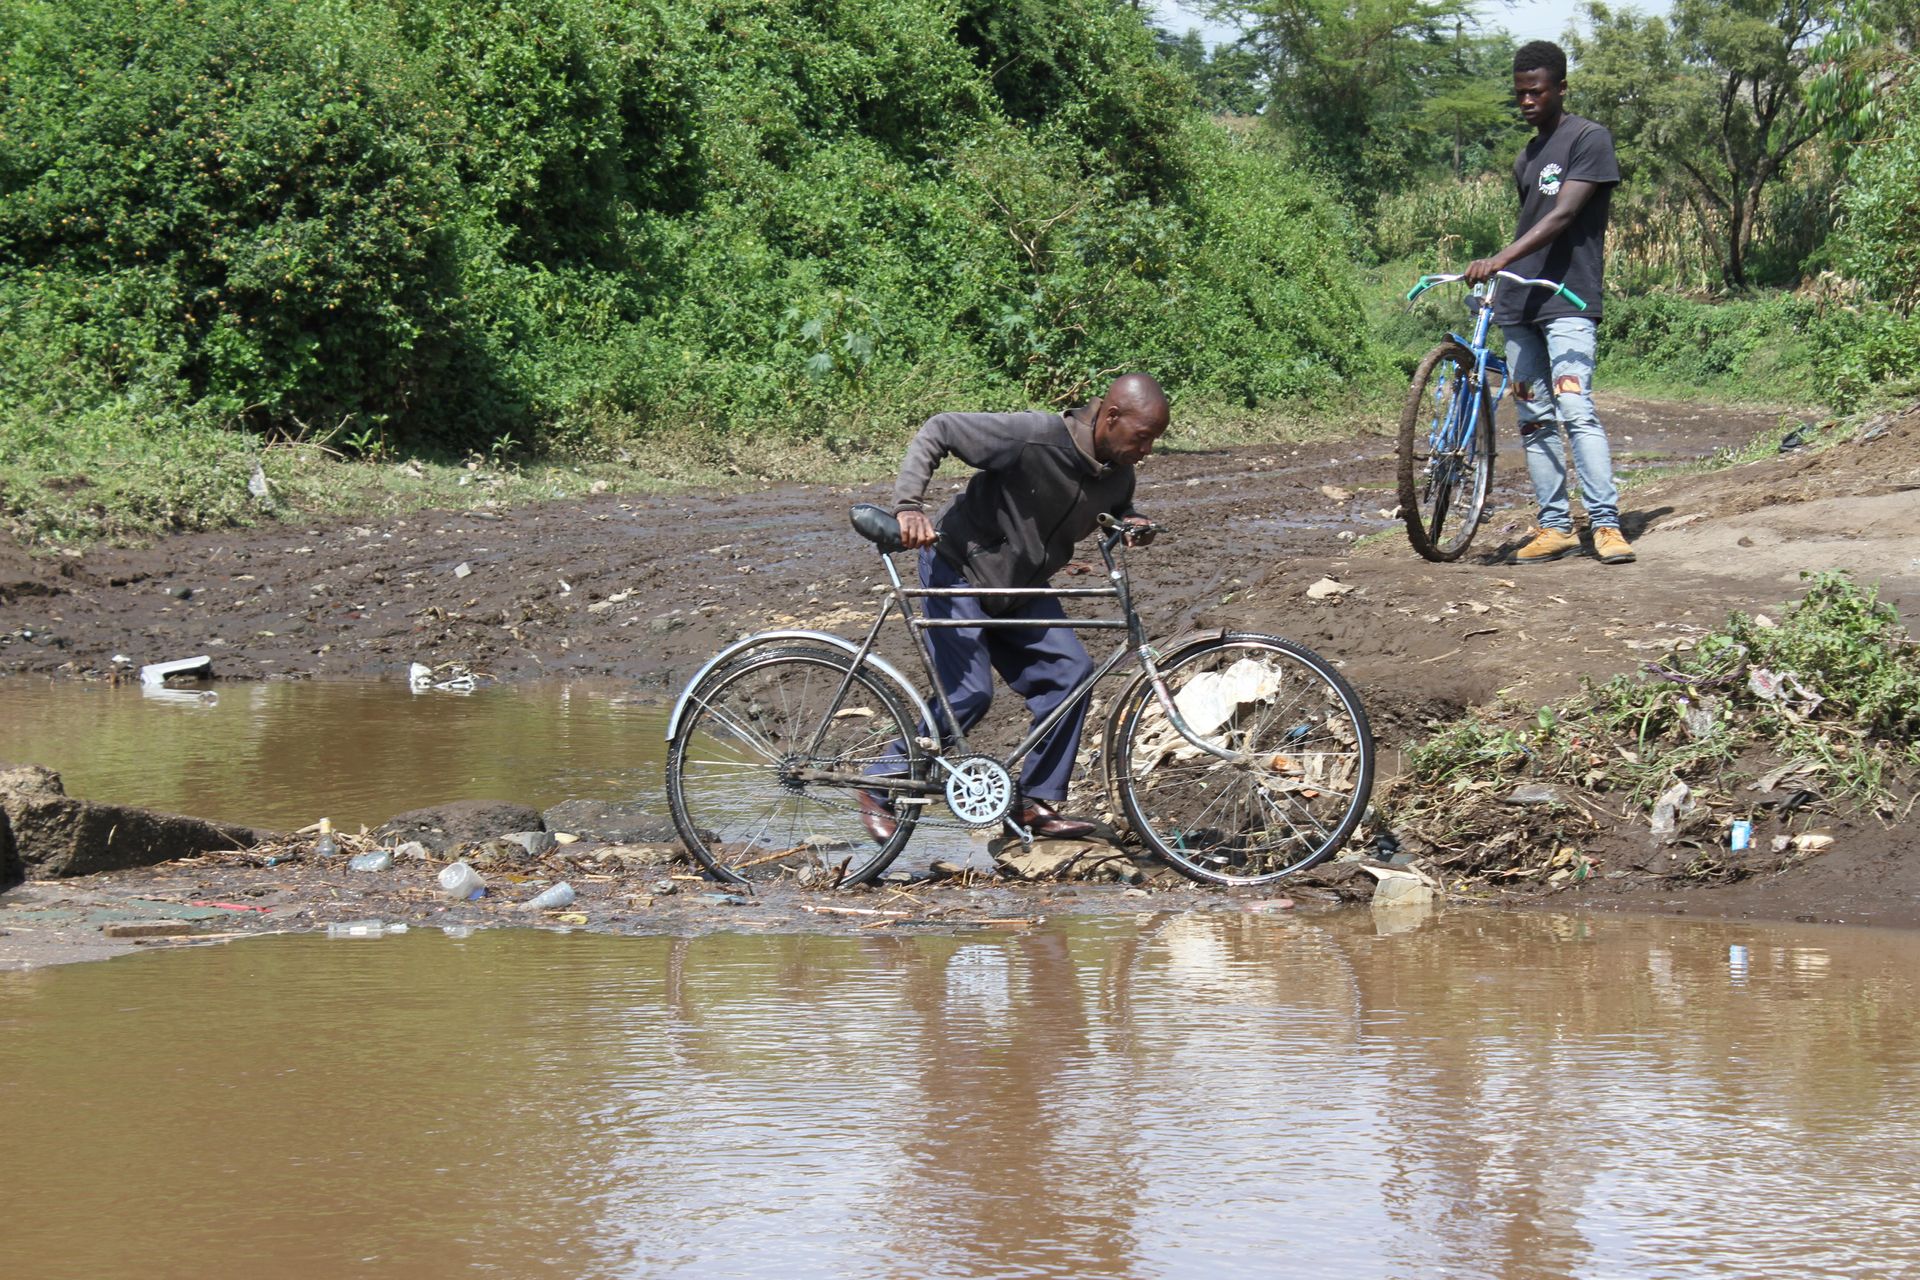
[373,800,544,856]
[592,843,681,870]
[991,838,1097,880]
[0,806,19,893]
[1305,577,1352,600]
[500,830,557,858]
[0,765,265,878]
[539,799,680,845]
[102,920,194,939]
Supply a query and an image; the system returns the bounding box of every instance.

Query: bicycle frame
[1406,268,1591,466]
[793,519,1243,803]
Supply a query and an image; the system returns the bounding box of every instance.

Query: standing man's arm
[1464,179,1601,284]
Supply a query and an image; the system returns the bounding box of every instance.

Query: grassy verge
[1382,573,1920,889]
[0,386,1399,550]
[1365,260,1828,412]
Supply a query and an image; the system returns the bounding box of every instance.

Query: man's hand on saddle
[897,509,938,548]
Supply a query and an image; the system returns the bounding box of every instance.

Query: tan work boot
[1593,526,1637,564]
[1513,526,1581,565]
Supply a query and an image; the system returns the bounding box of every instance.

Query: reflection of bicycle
[664,507,1374,889]
[1397,270,1589,561]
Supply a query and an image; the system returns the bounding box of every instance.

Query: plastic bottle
[325,920,409,939]
[313,818,339,859]
[438,861,486,900]
[523,881,576,911]
[347,849,394,872]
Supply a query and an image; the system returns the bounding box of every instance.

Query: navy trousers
[880,549,1094,805]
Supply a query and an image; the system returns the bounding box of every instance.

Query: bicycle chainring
[941,755,1015,827]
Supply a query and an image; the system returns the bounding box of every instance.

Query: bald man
[862,374,1169,842]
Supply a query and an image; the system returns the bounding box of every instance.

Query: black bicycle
[664,507,1374,888]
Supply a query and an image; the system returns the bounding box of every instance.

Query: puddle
[1,910,1916,1278]
[0,677,668,831]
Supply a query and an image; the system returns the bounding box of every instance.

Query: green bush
[1371,174,1512,266]
[0,0,1370,517]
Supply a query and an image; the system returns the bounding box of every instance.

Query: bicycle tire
[1112,634,1373,887]
[667,646,923,887]
[1398,341,1494,562]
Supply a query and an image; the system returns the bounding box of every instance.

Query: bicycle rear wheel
[1113,635,1373,887]
[667,646,922,887]
[1398,342,1493,562]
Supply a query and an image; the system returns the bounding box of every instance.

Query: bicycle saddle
[849,503,907,552]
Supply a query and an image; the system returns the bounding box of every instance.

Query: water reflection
[0,678,668,830]
[1,911,1917,1279]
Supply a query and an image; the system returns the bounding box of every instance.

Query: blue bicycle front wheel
[1397,341,1494,561]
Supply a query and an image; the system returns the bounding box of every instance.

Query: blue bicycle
[1397,269,1588,561]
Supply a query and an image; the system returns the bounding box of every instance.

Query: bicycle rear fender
[664,629,937,741]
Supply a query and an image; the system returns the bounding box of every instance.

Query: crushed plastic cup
[347,849,394,872]
[438,861,486,901]
[523,881,577,911]
[326,920,408,939]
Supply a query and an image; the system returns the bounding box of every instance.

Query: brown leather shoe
[1017,798,1098,840]
[857,790,898,843]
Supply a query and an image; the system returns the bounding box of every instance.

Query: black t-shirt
[1495,113,1621,325]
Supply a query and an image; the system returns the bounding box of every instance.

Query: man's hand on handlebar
[1121,515,1157,547]
[1463,256,1505,286]
[897,509,938,549]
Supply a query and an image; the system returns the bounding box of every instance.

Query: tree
[1569,0,1849,288]
[1210,0,1509,199]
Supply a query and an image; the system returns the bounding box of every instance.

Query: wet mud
[4,395,1919,950]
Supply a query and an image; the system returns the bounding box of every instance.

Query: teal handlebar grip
[1557,284,1589,311]
[1406,275,1442,301]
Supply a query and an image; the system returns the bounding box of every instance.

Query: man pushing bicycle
[859,373,1168,843]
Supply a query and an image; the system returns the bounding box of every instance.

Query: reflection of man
[861,374,1168,842]
[1466,40,1635,567]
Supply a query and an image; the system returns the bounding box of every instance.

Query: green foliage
[1218,0,1523,203]
[1372,174,1513,264]
[1568,0,1847,288]
[0,0,1371,540]
[1400,574,1919,883]
[1835,76,1920,309]
[1599,293,1817,398]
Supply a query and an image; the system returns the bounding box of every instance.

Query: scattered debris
[139,655,211,687]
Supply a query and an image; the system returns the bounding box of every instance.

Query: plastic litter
[313,818,338,859]
[409,661,478,693]
[523,881,577,911]
[139,655,212,687]
[348,849,394,872]
[437,861,486,900]
[1730,820,1753,852]
[326,920,409,939]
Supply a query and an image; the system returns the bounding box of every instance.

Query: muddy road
[5,395,1918,936]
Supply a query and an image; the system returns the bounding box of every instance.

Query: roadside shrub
[1372,174,1512,266]
[0,0,1370,505]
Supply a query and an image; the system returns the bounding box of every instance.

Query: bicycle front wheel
[1113,635,1373,886]
[667,647,922,887]
[1398,341,1493,562]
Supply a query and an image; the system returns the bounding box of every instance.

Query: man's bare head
[1094,373,1170,466]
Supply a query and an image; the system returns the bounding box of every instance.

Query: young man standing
[1466,40,1635,566]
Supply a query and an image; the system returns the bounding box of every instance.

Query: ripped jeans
[1501,317,1620,531]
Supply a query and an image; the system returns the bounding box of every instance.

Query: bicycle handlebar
[1406,270,1588,312]
[850,503,1163,554]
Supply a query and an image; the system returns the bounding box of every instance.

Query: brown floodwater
[0,677,669,831]
[2,910,1917,1279]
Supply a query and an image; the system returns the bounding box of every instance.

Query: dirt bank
[3,395,1917,938]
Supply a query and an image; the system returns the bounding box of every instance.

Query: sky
[1150,1,1674,49]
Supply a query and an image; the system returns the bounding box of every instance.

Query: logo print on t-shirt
[1538,163,1564,196]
